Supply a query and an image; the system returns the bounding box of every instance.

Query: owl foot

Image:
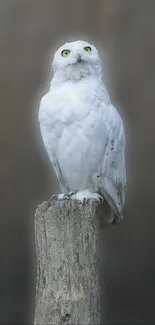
[51,194,69,200]
[51,191,75,201]
[71,190,103,205]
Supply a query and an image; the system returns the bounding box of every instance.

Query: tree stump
[34,199,101,324]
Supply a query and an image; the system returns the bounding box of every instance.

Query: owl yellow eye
[61,49,70,57]
[84,46,92,52]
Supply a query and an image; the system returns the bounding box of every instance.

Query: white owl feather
[39,40,126,224]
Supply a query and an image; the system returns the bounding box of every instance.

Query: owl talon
[51,193,69,200]
[82,197,88,205]
[69,191,75,197]
[64,194,70,200]
[51,194,58,200]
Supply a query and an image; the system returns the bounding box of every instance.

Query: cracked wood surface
[34,200,101,324]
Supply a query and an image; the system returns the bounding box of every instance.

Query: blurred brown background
[1,0,155,323]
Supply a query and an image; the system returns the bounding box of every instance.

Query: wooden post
[34,199,101,324]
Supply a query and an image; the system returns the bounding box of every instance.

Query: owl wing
[94,103,126,221]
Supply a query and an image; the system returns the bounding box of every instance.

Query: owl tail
[99,177,123,226]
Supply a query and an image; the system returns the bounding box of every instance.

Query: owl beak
[77,54,82,63]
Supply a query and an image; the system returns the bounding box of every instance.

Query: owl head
[52,40,102,81]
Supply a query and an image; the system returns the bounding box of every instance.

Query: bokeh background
[1,0,155,323]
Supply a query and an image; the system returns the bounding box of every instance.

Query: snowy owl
[39,40,126,224]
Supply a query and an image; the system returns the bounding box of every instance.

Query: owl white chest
[38,77,110,190]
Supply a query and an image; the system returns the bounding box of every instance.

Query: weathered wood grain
[34,199,101,324]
